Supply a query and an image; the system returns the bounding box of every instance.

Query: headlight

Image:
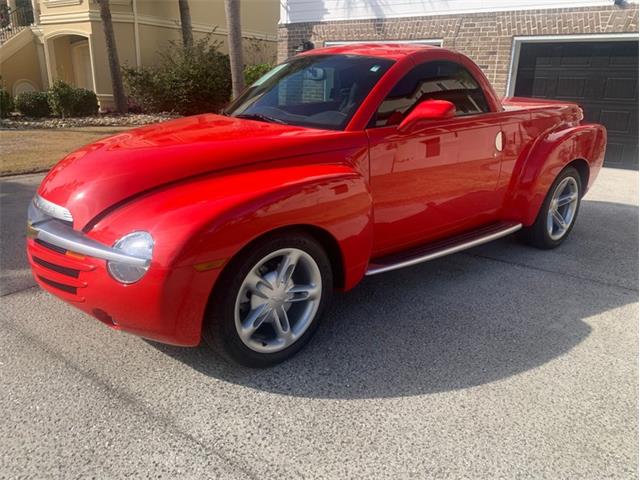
[107,231,154,284]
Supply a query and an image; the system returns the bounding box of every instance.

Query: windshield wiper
[236,113,286,124]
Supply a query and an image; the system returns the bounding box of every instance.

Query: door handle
[495,131,504,152]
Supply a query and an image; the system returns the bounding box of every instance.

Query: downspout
[30,0,39,25]
[133,0,141,67]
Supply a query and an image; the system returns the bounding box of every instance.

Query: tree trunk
[224,0,245,98]
[96,0,127,114]
[178,0,193,48]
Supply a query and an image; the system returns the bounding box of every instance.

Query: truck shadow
[154,199,638,399]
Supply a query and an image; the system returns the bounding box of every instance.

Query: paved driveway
[0,168,637,479]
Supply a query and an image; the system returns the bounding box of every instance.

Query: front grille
[35,238,67,255]
[28,237,94,301]
[32,256,80,278]
[37,276,78,295]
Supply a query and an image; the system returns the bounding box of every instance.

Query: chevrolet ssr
[27,44,606,367]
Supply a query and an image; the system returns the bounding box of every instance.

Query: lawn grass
[0,127,131,176]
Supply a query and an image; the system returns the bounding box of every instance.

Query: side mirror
[398,99,456,132]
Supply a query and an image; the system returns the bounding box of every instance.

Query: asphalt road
[1,168,637,479]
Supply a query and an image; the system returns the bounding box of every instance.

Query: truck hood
[38,114,357,229]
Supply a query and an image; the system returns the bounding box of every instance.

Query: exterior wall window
[372,60,490,127]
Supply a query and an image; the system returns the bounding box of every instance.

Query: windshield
[225,55,395,130]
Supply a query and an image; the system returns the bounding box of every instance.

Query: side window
[372,60,490,127]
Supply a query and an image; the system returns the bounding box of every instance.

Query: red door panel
[368,116,503,256]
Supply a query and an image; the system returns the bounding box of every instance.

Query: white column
[36,40,48,88]
[43,37,56,86]
[87,33,98,93]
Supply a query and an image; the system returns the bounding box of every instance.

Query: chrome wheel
[234,248,322,353]
[547,176,579,240]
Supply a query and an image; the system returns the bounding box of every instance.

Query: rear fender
[504,123,606,225]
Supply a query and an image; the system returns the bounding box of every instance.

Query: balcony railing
[0,6,34,44]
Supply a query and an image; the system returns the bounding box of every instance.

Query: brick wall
[277,4,638,96]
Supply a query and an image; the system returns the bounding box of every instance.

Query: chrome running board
[365,221,522,276]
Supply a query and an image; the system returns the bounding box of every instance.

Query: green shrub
[47,80,75,118]
[122,36,231,115]
[244,63,274,86]
[0,88,12,118]
[121,68,166,113]
[15,91,51,117]
[71,88,98,116]
[47,80,99,117]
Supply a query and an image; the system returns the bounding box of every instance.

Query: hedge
[244,63,274,86]
[47,80,98,118]
[14,91,51,117]
[0,88,13,118]
[122,37,231,115]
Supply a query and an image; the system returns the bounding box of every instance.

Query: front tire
[519,166,583,249]
[203,232,332,368]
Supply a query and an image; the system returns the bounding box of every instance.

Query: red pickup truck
[27,43,606,367]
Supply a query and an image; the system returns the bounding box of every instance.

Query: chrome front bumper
[27,195,149,268]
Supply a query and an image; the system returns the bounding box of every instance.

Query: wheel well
[567,158,590,195]
[298,225,346,289]
[216,225,346,292]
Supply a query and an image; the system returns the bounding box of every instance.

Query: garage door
[514,40,638,169]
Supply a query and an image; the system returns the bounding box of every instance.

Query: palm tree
[178,0,193,48]
[96,0,127,114]
[224,0,245,98]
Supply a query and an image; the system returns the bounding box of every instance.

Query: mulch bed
[0,113,179,130]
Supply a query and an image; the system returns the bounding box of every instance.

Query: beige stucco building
[0,0,278,108]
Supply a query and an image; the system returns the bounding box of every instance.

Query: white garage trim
[325,39,443,47]
[280,0,638,25]
[506,33,640,97]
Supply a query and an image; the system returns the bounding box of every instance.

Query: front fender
[505,123,606,225]
[174,161,374,291]
[87,150,372,344]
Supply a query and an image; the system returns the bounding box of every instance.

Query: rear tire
[203,232,332,368]
[519,166,582,249]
